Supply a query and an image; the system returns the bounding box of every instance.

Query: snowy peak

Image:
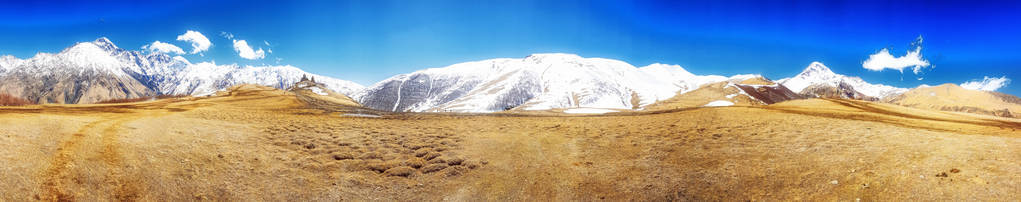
[0,55,21,71]
[524,53,583,63]
[638,63,697,79]
[800,62,834,76]
[62,37,121,55]
[92,37,120,52]
[779,62,846,93]
[524,53,582,69]
[784,61,841,84]
[779,62,907,99]
[36,38,133,76]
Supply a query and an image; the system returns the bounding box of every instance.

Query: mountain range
[2,38,1019,118]
[353,53,727,112]
[0,38,363,104]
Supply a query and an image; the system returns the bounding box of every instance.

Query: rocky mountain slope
[800,82,873,101]
[0,38,156,103]
[0,38,363,104]
[353,53,728,112]
[885,83,1021,118]
[778,62,907,100]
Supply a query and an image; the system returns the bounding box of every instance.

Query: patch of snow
[725,94,737,99]
[703,100,734,107]
[308,86,328,95]
[563,108,618,114]
[727,74,762,82]
[725,82,761,103]
[342,113,381,118]
[194,91,217,97]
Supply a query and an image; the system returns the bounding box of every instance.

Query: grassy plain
[1,85,1018,201]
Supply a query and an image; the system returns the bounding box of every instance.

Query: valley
[5,2,1020,201]
[2,39,1020,201]
[2,85,1018,201]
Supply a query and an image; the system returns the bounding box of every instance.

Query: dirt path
[40,119,106,201]
[99,116,143,201]
[37,107,172,201]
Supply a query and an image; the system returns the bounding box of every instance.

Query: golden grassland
[1,85,1019,201]
[886,83,1021,118]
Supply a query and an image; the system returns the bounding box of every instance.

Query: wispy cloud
[960,76,1011,91]
[176,30,212,55]
[263,41,273,54]
[220,31,234,40]
[233,39,265,60]
[862,36,930,74]
[142,41,184,54]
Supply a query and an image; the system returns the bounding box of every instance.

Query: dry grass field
[1,84,1019,201]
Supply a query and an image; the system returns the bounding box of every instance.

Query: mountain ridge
[354,53,729,112]
[0,38,363,104]
[4,38,1019,120]
[885,83,1021,118]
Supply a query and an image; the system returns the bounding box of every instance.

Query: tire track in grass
[39,119,107,201]
[39,102,176,201]
[100,116,142,201]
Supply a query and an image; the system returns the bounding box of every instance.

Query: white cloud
[142,41,184,54]
[176,30,212,54]
[960,76,1011,91]
[220,31,234,40]
[233,39,265,60]
[862,36,930,74]
[862,47,930,73]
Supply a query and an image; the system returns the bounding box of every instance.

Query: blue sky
[1,0,1019,95]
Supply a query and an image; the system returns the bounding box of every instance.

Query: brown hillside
[642,81,759,110]
[885,83,1021,118]
[644,76,801,111]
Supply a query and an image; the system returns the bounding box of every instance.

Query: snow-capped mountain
[777,62,907,99]
[0,37,363,104]
[163,61,363,96]
[354,53,728,112]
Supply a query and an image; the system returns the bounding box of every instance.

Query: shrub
[95,94,188,104]
[420,164,448,173]
[0,94,32,106]
[383,166,416,177]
